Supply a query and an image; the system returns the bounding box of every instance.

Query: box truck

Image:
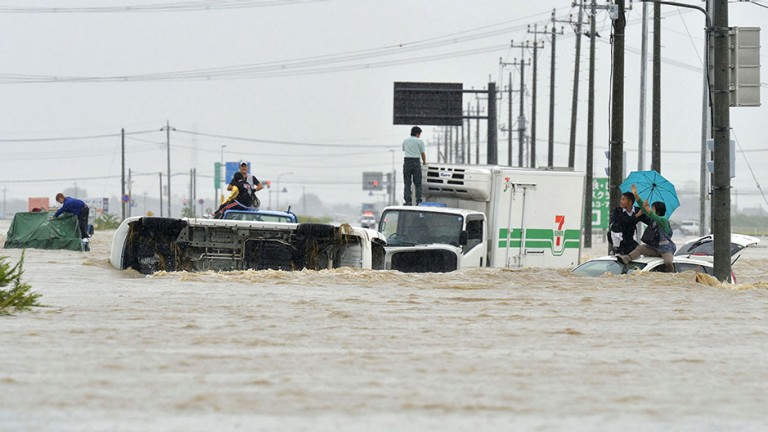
[378,164,585,272]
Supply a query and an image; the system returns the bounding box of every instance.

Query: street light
[276,172,293,210]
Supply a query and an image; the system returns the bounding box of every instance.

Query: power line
[0,7,572,84]
[0,0,324,13]
[0,129,156,142]
[0,5,689,85]
[0,44,513,83]
[174,129,399,149]
[744,0,768,10]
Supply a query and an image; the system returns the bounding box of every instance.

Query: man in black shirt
[227,160,263,209]
[608,191,642,255]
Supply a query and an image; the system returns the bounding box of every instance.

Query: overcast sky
[0,0,766,215]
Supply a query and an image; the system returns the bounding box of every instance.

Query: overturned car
[110,216,386,274]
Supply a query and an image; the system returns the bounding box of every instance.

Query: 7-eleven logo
[555,215,565,247]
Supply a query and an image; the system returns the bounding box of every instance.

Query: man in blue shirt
[402,126,427,206]
[54,193,90,239]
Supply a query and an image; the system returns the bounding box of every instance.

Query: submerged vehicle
[572,234,760,283]
[110,216,386,274]
[679,220,700,236]
[379,164,585,272]
[4,211,91,252]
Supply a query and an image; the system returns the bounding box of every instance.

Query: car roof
[675,233,760,262]
[225,209,294,217]
[583,255,713,267]
[383,205,479,217]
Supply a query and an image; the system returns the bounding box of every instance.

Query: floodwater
[1,220,767,431]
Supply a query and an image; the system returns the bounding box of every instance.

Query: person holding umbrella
[617,184,676,272]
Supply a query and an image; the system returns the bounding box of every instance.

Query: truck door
[461,215,487,268]
[497,183,536,268]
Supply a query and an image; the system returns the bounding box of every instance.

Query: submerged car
[360,215,377,229]
[110,215,386,274]
[679,220,700,236]
[572,234,760,283]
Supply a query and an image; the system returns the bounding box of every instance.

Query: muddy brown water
[1,221,767,431]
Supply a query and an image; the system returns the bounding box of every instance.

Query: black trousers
[402,158,422,205]
[78,206,90,239]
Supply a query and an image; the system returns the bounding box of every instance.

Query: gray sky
[0,0,766,214]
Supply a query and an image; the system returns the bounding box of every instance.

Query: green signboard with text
[592,178,610,230]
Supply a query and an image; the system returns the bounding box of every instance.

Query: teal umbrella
[620,170,680,217]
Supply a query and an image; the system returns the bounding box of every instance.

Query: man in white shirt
[402,126,427,205]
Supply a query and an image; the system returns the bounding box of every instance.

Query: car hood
[674,233,760,263]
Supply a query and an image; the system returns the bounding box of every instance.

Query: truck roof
[383,205,483,217]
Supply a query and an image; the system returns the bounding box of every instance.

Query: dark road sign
[393,82,463,126]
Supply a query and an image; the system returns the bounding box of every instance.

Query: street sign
[225,161,249,185]
[592,178,610,230]
[393,82,463,126]
[363,172,384,191]
[214,162,221,187]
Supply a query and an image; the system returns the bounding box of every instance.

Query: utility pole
[518,55,527,167]
[504,41,530,168]
[454,125,460,163]
[475,99,481,164]
[443,126,449,163]
[121,128,125,221]
[127,169,133,218]
[508,70,513,166]
[160,121,175,217]
[500,50,525,166]
[700,0,711,236]
[487,82,498,165]
[527,25,546,168]
[547,12,564,167]
[712,0,731,281]
[609,0,626,216]
[466,102,472,164]
[460,120,466,163]
[159,172,164,218]
[638,0,649,170]
[563,2,587,169]
[652,2,661,172]
[189,168,194,217]
[584,0,598,248]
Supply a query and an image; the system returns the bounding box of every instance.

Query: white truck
[378,163,585,272]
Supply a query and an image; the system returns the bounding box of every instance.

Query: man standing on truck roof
[402,126,427,206]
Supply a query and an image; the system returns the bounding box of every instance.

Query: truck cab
[378,205,487,272]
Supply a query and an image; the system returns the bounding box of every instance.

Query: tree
[62,187,88,198]
[180,207,196,218]
[95,213,120,230]
[0,252,41,315]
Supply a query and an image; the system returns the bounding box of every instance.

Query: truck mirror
[459,231,468,246]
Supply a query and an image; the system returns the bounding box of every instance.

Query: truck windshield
[379,209,463,246]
